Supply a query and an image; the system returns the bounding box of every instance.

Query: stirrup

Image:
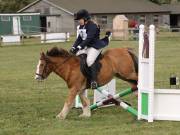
[91,81,98,89]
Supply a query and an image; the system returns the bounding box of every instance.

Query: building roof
[18,0,169,14]
[162,3,180,14]
[0,13,40,16]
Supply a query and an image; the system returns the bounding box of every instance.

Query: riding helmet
[74,9,91,20]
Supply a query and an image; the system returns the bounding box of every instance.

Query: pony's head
[35,47,71,81]
[35,52,52,81]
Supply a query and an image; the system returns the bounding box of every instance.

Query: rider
[70,9,111,89]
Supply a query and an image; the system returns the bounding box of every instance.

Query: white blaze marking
[35,60,41,79]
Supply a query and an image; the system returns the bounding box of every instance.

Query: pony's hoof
[79,113,91,118]
[56,114,66,120]
[134,91,138,97]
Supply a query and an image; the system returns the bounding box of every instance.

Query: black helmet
[74,9,91,20]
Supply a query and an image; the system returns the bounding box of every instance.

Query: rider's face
[78,19,85,25]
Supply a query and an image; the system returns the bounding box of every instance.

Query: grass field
[1,36,180,135]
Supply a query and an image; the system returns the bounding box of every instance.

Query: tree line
[0,0,180,13]
[150,0,180,4]
[0,0,33,12]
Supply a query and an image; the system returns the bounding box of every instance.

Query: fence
[0,26,180,46]
[0,25,71,46]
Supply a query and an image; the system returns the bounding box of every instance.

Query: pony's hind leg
[79,90,91,118]
[127,73,138,91]
[116,72,138,91]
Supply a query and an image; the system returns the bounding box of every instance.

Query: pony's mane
[46,47,71,57]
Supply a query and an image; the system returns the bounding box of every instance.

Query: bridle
[36,55,72,79]
[35,57,49,79]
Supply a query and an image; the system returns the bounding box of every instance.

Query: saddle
[79,53,103,88]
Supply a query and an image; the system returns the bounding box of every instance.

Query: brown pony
[35,47,138,120]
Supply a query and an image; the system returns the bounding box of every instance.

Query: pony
[35,47,138,120]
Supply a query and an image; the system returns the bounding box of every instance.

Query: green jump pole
[90,87,135,110]
[90,98,138,116]
[120,102,138,116]
[118,87,135,97]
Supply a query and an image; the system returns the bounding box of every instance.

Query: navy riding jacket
[73,21,107,49]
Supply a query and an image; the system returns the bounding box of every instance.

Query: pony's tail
[127,49,138,74]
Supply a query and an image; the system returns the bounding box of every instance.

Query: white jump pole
[138,24,180,122]
[138,24,155,122]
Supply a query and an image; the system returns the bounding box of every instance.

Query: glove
[69,47,77,54]
[69,46,82,55]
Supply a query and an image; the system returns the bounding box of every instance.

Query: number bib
[78,29,87,40]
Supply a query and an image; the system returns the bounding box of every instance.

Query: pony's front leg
[56,87,77,120]
[79,90,91,118]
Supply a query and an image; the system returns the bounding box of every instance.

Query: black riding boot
[89,63,98,89]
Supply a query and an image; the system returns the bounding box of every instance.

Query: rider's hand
[77,46,82,50]
[69,46,82,55]
[69,47,77,54]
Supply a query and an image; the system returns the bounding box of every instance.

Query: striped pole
[120,102,138,116]
[90,95,137,116]
[90,87,136,110]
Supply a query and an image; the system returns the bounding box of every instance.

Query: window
[23,16,32,21]
[101,16,107,24]
[139,15,146,24]
[1,16,10,21]
[154,15,159,24]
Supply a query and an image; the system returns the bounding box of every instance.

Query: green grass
[1,36,180,135]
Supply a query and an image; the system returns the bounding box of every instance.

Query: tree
[0,0,34,13]
[150,0,180,4]
[150,0,171,4]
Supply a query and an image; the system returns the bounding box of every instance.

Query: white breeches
[76,47,102,67]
